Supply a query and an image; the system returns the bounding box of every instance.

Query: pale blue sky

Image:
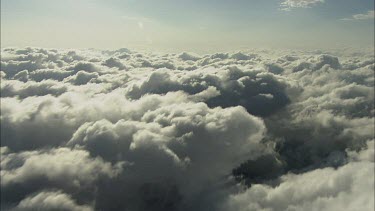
[1,0,374,51]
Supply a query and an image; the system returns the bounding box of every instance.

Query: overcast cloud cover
[0,47,374,211]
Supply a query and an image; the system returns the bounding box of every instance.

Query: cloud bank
[1,47,374,211]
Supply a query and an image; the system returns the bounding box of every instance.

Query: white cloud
[15,191,93,211]
[342,10,375,21]
[1,147,120,187]
[223,157,374,211]
[280,0,324,10]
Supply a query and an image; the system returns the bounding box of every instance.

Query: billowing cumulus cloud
[1,47,374,210]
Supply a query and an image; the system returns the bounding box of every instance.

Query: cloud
[13,191,93,211]
[1,47,374,211]
[280,0,324,10]
[102,57,127,70]
[342,10,375,21]
[1,79,68,98]
[1,79,267,209]
[1,147,121,209]
[125,66,297,117]
[65,71,99,85]
[223,153,374,211]
[178,52,202,61]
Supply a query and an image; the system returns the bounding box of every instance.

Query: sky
[1,0,374,51]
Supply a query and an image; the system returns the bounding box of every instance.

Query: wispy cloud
[341,10,375,21]
[280,0,324,11]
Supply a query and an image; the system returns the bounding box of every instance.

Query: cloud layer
[1,47,374,210]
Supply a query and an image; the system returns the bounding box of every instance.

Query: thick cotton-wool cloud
[1,47,374,211]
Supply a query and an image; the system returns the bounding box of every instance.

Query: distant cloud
[342,10,375,21]
[280,0,324,10]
